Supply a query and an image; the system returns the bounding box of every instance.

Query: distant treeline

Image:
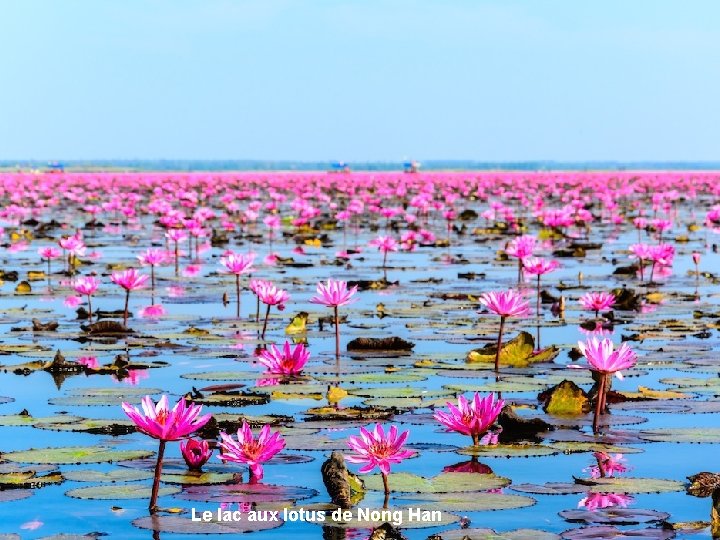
[3,160,720,172]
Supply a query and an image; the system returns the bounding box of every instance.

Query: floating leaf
[361,472,510,493]
[63,469,154,483]
[433,528,560,540]
[394,492,535,511]
[66,484,180,500]
[3,446,154,464]
[582,477,684,494]
[0,414,82,427]
[467,332,560,367]
[458,444,560,458]
[0,471,63,488]
[559,508,670,525]
[176,482,317,503]
[639,427,720,443]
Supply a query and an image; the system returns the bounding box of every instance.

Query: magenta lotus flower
[434,393,504,446]
[310,279,358,358]
[346,424,414,497]
[578,337,637,433]
[38,246,62,291]
[257,341,309,376]
[218,421,286,481]
[506,235,536,282]
[122,395,211,511]
[479,290,529,370]
[139,304,166,319]
[165,229,188,276]
[180,438,212,471]
[578,492,633,511]
[252,280,290,339]
[585,452,628,479]
[72,276,100,321]
[137,248,170,296]
[58,235,86,274]
[523,257,559,315]
[220,252,256,319]
[579,291,616,319]
[578,337,637,377]
[369,235,398,270]
[111,268,149,326]
[629,243,652,281]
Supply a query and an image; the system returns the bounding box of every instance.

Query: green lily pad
[63,469,154,483]
[34,418,136,435]
[549,442,644,454]
[347,387,451,399]
[0,414,82,427]
[66,483,180,499]
[315,372,429,384]
[181,371,265,381]
[467,332,560,367]
[559,508,669,525]
[0,471,63,487]
[133,515,283,534]
[457,444,560,458]
[161,472,239,485]
[394,492,536,511]
[583,477,684,494]
[175,482,318,503]
[639,427,720,443]
[361,472,510,493]
[511,482,590,495]
[3,446,154,464]
[432,528,560,540]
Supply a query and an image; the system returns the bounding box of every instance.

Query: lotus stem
[235,274,241,320]
[494,316,506,372]
[261,304,271,339]
[334,306,340,359]
[123,290,130,327]
[149,439,166,513]
[174,241,179,276]
[87,295,93,322]
[592,373,607,434]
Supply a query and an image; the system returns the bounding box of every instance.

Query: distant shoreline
[3,160,720,173]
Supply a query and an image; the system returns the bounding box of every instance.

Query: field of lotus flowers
[1,170,720,539]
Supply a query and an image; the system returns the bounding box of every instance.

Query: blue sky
[1,1,719,161]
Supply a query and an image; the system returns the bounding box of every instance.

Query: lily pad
[63,469,154,483]
[433,528,560,540]
[559,508,670,525]
[457,444,560,458]
[638,427,720,443]
[66,483,180,500]
[581,477,684,494]
[3,446,154,464]
[176,482,317,503]
[394,492,536,511]
[361,472,510,493]
[133,515,283,534]
[467,332,560,367]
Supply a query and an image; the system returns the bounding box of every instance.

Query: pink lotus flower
[220,252,255,319]
[578,492,633,511]
[38,246,62,260]
[218,421,285,481]
[369,235,398,269]
[139,304,166,319]
[64,295,83,308]
[310,279,358,308]
[346,424,414,495]
[523,257,559,315]
[165,229,188,276]
[578,337,637,433]
[111,268,149,291]
[585,452,628,479]
[257,341,310,376]
[180,438,212,471]
[310,279,358,358]
[479,290,530,318]
[579,291,616,318]
[122,395,212,511]
[578,337,637,378]
[122,395,211,441]
[77,356,99,369]
[434,393,504,446]
[479,290,529,370]
[111,268,149,326]
[72,276,100,321]
[137,248,170,267]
